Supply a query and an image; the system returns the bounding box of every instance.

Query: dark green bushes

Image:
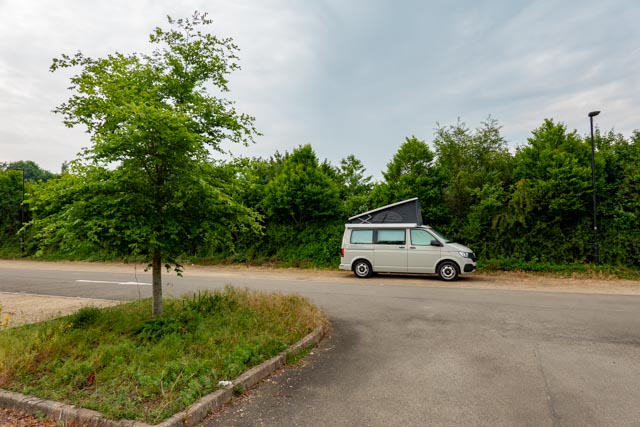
[3,119,640,273]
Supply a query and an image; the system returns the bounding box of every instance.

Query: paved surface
[208,288,640,427]
[1,261,640,426]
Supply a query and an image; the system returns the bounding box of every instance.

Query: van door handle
[409,246,416,249]
[398,246,406,249]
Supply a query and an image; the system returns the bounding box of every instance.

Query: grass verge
[478,259,640,280]
[0,287,327,424]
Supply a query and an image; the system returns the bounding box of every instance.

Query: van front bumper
[463,263,476,273]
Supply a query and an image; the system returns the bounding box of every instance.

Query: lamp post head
[588,111,601,117]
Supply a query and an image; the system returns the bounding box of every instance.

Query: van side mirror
[430,240,443,247]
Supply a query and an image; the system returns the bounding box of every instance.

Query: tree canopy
[263,145,341,225]
[372,136,446,223]
[0,161,56,182]
[35,12,260,315]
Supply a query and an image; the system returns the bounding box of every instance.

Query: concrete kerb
[0,325,327,427]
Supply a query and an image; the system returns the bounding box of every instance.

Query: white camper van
[339,198,476,281]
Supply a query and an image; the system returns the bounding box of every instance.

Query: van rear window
[350,229,374,244]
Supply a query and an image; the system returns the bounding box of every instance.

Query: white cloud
[0,0,638,177]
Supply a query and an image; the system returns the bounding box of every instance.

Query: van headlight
[458,251,471,258]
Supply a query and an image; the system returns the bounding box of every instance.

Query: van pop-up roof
[348,197,422,225]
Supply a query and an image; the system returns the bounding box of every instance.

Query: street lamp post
[588,111,600,264]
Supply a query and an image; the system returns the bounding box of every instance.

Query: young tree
[45,12,259,316]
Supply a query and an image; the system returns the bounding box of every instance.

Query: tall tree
[372,136,446,225]
[0,171,24,245]
[262,144,341,225]
[1,161,56,182]
[0,161,54,251]
[434,118,511,217]
[504,119,593,261]
[338,154,372,216]
[44,12,259,316]
[433,118,512,248]
[597,130,640,264]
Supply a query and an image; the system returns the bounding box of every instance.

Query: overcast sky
[1,0,638,178]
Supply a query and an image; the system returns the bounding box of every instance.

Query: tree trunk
[152,250,163,317]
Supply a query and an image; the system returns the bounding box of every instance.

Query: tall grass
[0,287,327,424]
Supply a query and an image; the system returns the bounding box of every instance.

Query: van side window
[350,229,373,244]
[376,229,406,245]
[410,229,435,246]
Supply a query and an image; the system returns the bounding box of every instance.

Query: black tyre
[353,259,373,278]
[438,261,459,281]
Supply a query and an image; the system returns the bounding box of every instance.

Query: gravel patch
[0,292,120,327]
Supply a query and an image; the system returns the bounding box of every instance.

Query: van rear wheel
[438,261,459,281]
[353,260,373,278]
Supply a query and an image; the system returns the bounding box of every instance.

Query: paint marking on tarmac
[76,279,152,286]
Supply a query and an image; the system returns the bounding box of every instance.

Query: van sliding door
[373,229,408,273]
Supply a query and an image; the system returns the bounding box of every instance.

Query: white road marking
[76,279,152,286]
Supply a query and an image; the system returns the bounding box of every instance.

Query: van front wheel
[353,260,373,278]
[438,261,459,281]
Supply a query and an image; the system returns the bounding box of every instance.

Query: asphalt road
[1,261,640,426]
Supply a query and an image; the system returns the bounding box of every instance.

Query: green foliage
[67,307,103,329]
[0,162,55,254]
[432,117,513,249]
[203,222,343,268]
[0,161,56,182]
[261,222,343,267]
[0,288,326,424]
[479,258,640,279]
[597,130,640,265]
[285,345,314,366]
[37,12,261,315]
[372,136,447,224]
[500,120,594,262]
[3,115,640,271]
[337,154,373,217]
[263,145,341,225]
[0,171,24,248]
[232,383,245,396]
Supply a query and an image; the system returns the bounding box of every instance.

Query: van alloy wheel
[353,260,372,278]
[438,261,459,281]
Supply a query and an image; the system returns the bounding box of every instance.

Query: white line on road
[76,280,152,286]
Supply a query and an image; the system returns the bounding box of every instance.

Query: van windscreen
[429,228,453,243]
